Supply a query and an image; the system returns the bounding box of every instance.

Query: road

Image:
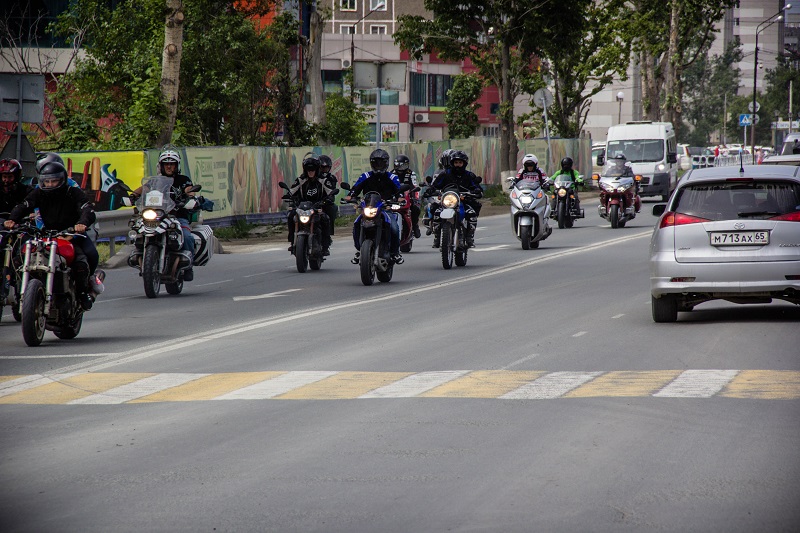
[1,203,798,532]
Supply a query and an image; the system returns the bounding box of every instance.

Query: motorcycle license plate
[709,231,769,246]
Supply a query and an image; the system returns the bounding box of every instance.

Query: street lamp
[616,91,624,125]
[752,4,791,156]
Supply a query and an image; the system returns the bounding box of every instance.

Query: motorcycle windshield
[553,176,575,188]
[515,178,541,191]
[362,191,384,209]
[137,176,176,212]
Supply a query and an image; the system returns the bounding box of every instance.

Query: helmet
[394,154,410,171]
[369,149,390,172]
[319,155,332,171]
[438,148,454,169]
[450,150,468,167]
[522,154,538,168]
[560,157,573,171]
[0,158,22,182]
[37,161,68,194]
[613,153,627,160]
[302,155,321,173]
[158,149,181,175]
[35,152,64,175]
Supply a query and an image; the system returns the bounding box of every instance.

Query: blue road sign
[739,114,752,127]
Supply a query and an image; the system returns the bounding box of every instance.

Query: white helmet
[158,149,181,175]
[522,154,538,167]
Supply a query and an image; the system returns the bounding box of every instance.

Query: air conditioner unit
[341,58,352,69]
[414,112,429,124]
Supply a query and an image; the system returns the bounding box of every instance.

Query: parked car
[779,133,800,155]
[761,154,800,166]
[650,165,800,322]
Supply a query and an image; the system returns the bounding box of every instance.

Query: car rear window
[673,181,800,220]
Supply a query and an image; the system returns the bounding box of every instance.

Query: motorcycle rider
[429,150,483,248]
[3,159,98,310]
[511,153,548,187]
[318,154,339,239]
[286,155,336,256]
[130,148,197,281]
[422,149,455,236]
[603,153,641,212]
[343,148,403,264]
[1,158,30,217]
[391,154,421,238]
[548,156,584,214]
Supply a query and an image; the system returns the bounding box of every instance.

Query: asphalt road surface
[1,202,798,532]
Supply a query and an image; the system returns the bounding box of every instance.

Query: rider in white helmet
[510,153,548,186]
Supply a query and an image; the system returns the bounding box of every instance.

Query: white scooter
[508,176,552,250]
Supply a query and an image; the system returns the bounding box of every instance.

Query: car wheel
[652,295,678,323]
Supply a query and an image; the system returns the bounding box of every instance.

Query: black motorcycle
[279,181,337,273]
[0,222,24,323]
[550,175,585,229]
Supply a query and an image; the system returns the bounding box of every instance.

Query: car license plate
[709,231,769,246]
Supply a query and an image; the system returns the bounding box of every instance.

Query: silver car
[650,165,800,322]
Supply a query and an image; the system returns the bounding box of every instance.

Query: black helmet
[369,149,390,172]
[450,150,468,167]
[0,158,23,181]
[613,153,627,160]
[37,161,68,194]
[302,155,321,173]
[561,157,573,171]
[36,152,65,175]
[319,155,332,170]
[394,154,410,171]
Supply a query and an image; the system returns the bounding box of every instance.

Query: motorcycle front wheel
[143,244,162,298]
[440,222,454,270]
[610,204,620,229]
[520,225,532,250]
[295,234,309,273]
[359,238,376,286]
[21,278,46,347]
[557,202,567,229]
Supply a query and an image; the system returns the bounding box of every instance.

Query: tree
[319,93,369,146]
[158,0,185,146]
[445,74,483,139]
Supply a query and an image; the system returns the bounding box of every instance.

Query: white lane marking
[653,369,739,398]
[473,245,510,252]
[500,371,603,399]
[0,373,80,397]
[572,331,588,337]
[95,295,139,304]
[233,288,303,301]
[0,354,115,360]
[50,231,651,375]
[612,314,625,319]
[195,279,233,287]
[214,371,338,400]
[68,373,209,404]
[501,354,540,370]
[359,370,470,398]
[243,269,282,278]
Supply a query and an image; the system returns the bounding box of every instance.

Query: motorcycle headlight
[442,192,459,208]
[520,195,533,205]
[558,188,567,198]
[299,214,311,224]
[142,209,159,221]
[363,206,378,218]
[617,183,632,192]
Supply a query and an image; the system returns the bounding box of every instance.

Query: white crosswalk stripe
[359,370,470,398]
[214,371,338,400]
[68,373,209,404]
[653,369,739,398]
[500,371,603,399]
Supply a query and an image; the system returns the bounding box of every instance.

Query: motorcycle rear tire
[143,244,162,298]
[309,257,322,271]
[12,294,21,322]
[440,223,454,270]
[557,202,567,229]
[377,260,393,283]
[54,312,83,340]
[520,225,532,250]
[295,234,309,273]
[455,247,468,267]
[610,204,620,229]
[360,239,376,286]
[21,278,46,347]
[166,277,184,295]
[400,240,412,253]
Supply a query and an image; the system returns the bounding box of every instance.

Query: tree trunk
[309,10,326,140]
[663,0,682,132]
[157,0,184,147]
[640,49,661,121]
[499,41,517,171]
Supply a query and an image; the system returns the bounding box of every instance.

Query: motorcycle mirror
[652,204,667,217]
[425,176,432,185]
[592,173,600,181]
[399,183,412,192]
[339,182,351,190]
[278,181,289,190]
[474,176,482,184]
[190,184,202,193]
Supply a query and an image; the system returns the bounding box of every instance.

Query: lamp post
[752,4,791,157]
[616,91,624,125]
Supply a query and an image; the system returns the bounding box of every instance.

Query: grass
[212,219,256,240]
[483,184,511,206]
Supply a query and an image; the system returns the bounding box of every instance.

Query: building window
[410,72,427,107]
[340,25,355,34]
[322,70,344,95]
[428,74,453,107]
[490,103,500,115]
[360,90,399,106]
[370,25,387,34]
[370,0,386,10]
[341,0,356,11]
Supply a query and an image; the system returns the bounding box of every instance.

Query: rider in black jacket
[287,155,336,255]
[318,154,339,238]
[429,150,483,247]
[391,154,421,238]
[4,159,98,310]
[0,158,31,217]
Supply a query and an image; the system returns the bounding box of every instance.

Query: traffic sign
[739,114,752,127]
[748,101,760,113]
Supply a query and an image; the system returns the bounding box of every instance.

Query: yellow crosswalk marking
[420,370,545,398]
[0,373,153,405]
[277,372,413,399]
[132,372,286,402]
[564,371,683,398]
[0,375,23,385]
[720,370,800,400]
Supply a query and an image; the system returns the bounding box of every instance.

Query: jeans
[178,218,194,262]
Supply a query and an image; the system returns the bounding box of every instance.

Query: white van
[598,121,679,200]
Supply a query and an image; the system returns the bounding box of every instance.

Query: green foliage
[482,184,510,205]
[320,93,369,146]
[445,74,483,139]
[761,59,800,146]
[212,219,255,240]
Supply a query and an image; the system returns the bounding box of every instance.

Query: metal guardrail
[714,154,757,167]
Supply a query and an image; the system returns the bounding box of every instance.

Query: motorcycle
[341,182,410,286]
[550,175,585,229]
[592,170,642,228]
[426,177,481,269]
[16,225,103,346]
[507,175,552,250]
[124,176,214,298]
[397,187,420,253]
[0,222,24,323]
[278,181,337,273]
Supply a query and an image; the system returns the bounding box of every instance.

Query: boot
[351,251,360,264]
[413,224,421,238]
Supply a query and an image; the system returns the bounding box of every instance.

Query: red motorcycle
[394,188,419,253]
[592,173,643,228]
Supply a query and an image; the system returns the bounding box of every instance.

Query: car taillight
[769,211,800,221]
[659,212,710,228]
